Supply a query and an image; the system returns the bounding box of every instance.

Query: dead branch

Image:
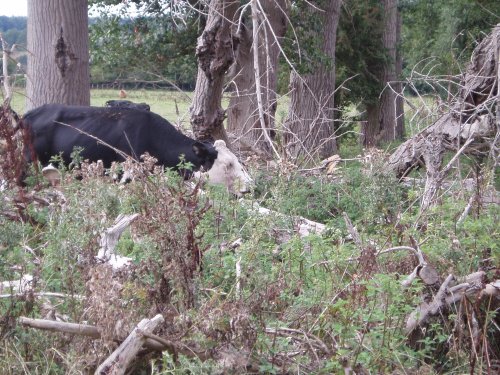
[97,214,139,269]
[389,24,500,211]
[342,212,362,248]
[0,292,84,300]
[240,199,325,238]
[405,274,454,334]
[250,0,281,161]
[404,272,497,335]
[95,314,164,375]
[382,238,439,287]
[400,176,499,206]
[19,317,101,339]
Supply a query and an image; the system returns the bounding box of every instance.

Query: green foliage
[1,3,499,370]
[402,198,500,276]
[253,162,406,233]
[155,352,218,374]
[401,0,500,94]
[0,218,36,282]
[1,151,498,372]
[281,0,335,75]
[336,0,387,106]
[0,16,26,45]
[89,8,199,88]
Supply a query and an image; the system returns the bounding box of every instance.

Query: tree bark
[226,0,287,155]
[283,0,342,162]
[26,0,90,111]
[362,0,398,147]
[395,8,404,139]
[190,0,240,144]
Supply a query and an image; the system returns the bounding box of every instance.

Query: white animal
[205,140,253,197]
[39,140,253,197]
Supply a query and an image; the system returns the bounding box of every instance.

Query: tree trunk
[283,0,342,162]
[190,0,240,144]
[226,0,287,155]
[26,0,90,111]
[395,8,404,139]
[362,0,398,147]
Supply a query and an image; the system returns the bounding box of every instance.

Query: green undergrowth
[0,154,498,374]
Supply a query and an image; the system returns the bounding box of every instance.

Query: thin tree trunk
[1,36,13,103]
[26,0,90,111]
[362,0,397,147]
[190,0,240,144]
[364,104,379,147]
[284,0,342,161]
[395,8,404,139]
[226,0,287,155]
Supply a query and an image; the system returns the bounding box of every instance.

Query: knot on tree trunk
[196,15,239,82]
[192,108,226,143]
[55,27,76,78]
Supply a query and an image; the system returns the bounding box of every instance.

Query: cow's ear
[214,140,226,149]
[192,141,207,157]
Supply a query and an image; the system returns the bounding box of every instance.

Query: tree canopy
[2,1,498,93]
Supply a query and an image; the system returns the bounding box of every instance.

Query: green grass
[91,89,194,127]
[6,88,26,115]
[7,88,195,126]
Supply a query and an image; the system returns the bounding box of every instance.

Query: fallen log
[17,316,214,360]
[0,292,84,300]
[95,314,164,375]
[19,317,100,339]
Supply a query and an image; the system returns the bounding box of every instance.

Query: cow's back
[23,104,198,168]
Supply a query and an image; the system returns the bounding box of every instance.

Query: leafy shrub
[0,145,497,373]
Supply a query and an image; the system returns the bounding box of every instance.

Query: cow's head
[206,140,253,197]
[192,141,218,172]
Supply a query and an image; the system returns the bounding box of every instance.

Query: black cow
[22,104,217,176]
[105,100,150,111]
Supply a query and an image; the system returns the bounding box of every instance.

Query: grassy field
[91,89,195,126]
[8,88,196,127]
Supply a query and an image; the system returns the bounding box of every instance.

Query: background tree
[226,0,288,155]
[189,0,240,143]
[283,0,342,160]
[0,17,27,47]
[334,0,386,146]
[395,8,404,139]
[362,0,400,147]
[26,0,90,110]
